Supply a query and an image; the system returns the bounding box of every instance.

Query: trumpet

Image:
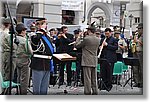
[98,37,107,58]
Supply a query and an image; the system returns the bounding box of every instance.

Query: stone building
[0,0,143,34]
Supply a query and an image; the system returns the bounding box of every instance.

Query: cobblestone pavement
[10,53,143,95]
[10,75,142,95]
[26,82,142,95]
[26,70,143,95]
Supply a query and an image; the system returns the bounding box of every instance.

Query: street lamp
[129,14,134,37]
[129,14,134,28]
[99,16,103,28]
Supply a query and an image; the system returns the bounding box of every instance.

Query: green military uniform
[0,18,12,93]
[133,23,143,88]
[15,23,33,94]
[1,33,17,81]
[133,34,143,87]
[76,27,100,95]
[16,35,32,94]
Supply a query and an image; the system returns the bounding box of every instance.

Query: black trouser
[115,53,123,84]
[76,53,84,84]
[100,60,114,88]
[59,61,72,84]
[116,53,123,62]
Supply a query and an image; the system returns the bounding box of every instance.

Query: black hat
[73,30,79,34]
[74,29,82,34]
[2,18,11,24]
[86,26,96,32]
[56,28,61,32]
[136,23,143,29]
[16,23,27,31]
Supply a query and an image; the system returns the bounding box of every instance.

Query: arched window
[16,2,32,22]
[62,10,75,25]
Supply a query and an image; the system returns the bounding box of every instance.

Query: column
[33,0,44,17]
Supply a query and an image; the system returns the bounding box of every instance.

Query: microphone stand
[6,1,18,95]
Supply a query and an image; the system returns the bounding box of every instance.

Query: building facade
[0,0,143,34]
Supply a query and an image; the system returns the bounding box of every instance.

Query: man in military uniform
[16,23,33,94]
[0,17,11,94]
[0,18,11,34]
[133,23,143,88]
[75,26,100,95]
[1,18,17,82]
[114,31,127,61]
[0,18,11,71]
[30,18,54,95]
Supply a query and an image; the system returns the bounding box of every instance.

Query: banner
[62,0,84,11]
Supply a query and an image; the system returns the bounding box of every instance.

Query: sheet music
[53,53,76,61]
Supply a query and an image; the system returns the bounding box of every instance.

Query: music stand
[53,53,76,94]
[123,57,140,89]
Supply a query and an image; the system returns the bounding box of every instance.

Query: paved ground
[9,67,143,95]
[10,52,143,95]
[26,81,142,95]
[26,68,143,95]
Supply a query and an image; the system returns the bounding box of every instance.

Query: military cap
[16,23,27,31]
[2,18,11,24]
[136,23,143,29]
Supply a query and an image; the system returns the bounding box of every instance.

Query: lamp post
[129,14,134,28]
[98,16,103,29]
[129,14,134,37]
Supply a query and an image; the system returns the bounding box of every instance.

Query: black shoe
[64,90,68,94]
[138,84,143,88]
[133,83,140,87]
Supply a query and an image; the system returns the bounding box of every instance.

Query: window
[134,17,140,24]
[62,10,75,25]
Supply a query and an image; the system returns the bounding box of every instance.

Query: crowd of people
[0,17,143,95]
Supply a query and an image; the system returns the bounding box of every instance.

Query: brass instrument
[131,33,138,53]
[131,42,137,53]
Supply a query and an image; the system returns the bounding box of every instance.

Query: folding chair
[71,62,78,86]
[122,63,129,82]
[0,72,20,95]
[113,61,123,90]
